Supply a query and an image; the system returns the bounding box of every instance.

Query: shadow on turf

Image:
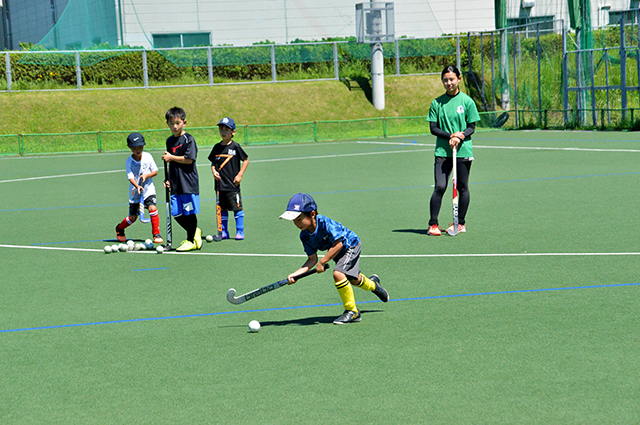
[260,309,384,327]
[392,228,429,235]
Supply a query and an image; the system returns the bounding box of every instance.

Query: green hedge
[2,37,458,88]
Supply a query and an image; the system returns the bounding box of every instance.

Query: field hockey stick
[137,176,150,223]
[447,146,459,236]
[212,189,223,242]
[164,161,172,250]
[226,264,330,305]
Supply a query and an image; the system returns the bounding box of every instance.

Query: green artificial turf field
[1,130,640,424]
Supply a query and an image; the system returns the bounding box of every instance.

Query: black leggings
[429,157,472,226]
[174,214,198,241]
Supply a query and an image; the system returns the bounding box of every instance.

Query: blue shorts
[170,194,200,217]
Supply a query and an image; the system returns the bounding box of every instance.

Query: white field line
[357,140,640,153]
[1,244,639,258]
[0,169,122,184]
[4,141,640,184]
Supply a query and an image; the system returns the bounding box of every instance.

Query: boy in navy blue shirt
[280,193,389,324]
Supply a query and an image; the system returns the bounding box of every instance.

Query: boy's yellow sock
[354,273,376,291]
[335,278,357,312]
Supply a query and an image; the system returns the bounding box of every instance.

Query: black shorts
[218,190,243,212]
[129,195,157,216]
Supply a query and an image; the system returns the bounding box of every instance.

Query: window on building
[608,10,638,25]
[507,15,555,37]
[507,15,555,30]
[153,33,211,48]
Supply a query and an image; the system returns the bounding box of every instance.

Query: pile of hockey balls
[103,239,155,254]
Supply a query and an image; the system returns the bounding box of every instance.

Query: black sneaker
[115,225,126,242]
[370,275,389,302]
[333,310,361,325]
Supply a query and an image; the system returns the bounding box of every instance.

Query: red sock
[150,210,160,235]
[117,217,133,230]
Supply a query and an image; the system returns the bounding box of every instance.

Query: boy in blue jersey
[280,193,389,325]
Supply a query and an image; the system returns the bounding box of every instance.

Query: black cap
[127,132,146,148]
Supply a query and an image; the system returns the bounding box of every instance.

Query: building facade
[0,0,636,51]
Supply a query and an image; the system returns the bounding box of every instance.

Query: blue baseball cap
[279,193,317,220]
[127,132,145,148]
[217,117,236,130]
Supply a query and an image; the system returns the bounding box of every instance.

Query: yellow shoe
[194,227,202,249]
[176,240,197,252]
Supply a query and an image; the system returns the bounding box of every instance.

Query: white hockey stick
[447,146,459,236]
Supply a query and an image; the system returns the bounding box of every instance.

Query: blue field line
[1,282,638,334]
[133,267,169,272]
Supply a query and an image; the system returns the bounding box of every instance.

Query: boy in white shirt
[115,133,163,243]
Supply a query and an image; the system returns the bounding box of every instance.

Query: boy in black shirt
[208,117,249,240]
[162,107,202,251]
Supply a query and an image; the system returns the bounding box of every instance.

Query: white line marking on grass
[0,169,121,184]
[2,244,639,258]
[248,148,432,163]
[0,244,104,253]
[357,140,640,153]
[1,146,429,184]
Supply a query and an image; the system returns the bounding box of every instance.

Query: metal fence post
[98,131,102,152]
[490,32,495,111]
[208,47,214,85]
[271,45,277,83]
[480,32,485,101]
[513,27,518,127]
[536,24,542,126]
[5,52,11,92]
[75,51,82,90]
[19,134,24,156]
[620,17,627,121]
[456,35,460,70]
[562,25,569,126]
[333,42,339,80]
[589,50,597,126]
[142,50,149,88]
[313,121,318,142]
[604,44,611,123]
[637,10,640,103]
[395,39,400,76]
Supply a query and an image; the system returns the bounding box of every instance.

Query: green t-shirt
[427,91,480,158]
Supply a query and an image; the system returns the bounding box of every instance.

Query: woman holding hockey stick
[426,65,480,236]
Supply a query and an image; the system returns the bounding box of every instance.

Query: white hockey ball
[248,320,260,333]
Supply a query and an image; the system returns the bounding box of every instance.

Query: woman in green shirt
[426,65,480,236]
